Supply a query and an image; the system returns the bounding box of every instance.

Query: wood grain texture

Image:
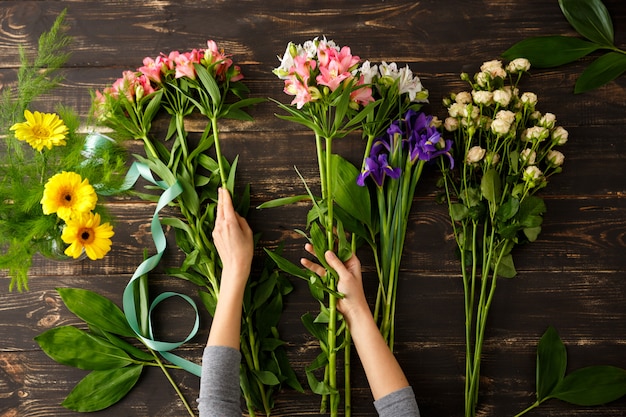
[1,0,626,416]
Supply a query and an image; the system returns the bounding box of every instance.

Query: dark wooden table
[1,1,625,416]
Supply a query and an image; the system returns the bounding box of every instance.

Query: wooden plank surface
[1,0,625,416]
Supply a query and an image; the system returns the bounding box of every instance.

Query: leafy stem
[147,347,196,417]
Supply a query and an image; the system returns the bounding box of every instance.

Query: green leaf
[575,52,626,93]
[62,365,143,412]
[502,36,599,68]
[493,253,516,278]
[496,196,520,222]
[35,326,133,370]
[450,203,469,221]
[536,326,567,401]
[194,63,221,108]
[551,366,626,405]
[257,194,311,209]
[523,226,542,242]
[503,36,599,68]
[252,369,281,386]
[57,288,134,337]
[559,0,614,46]
[332,154,372,228]
[263,248,309,280]
[304,351,333,395]
[480,168,502,205]
[199,290,217,317]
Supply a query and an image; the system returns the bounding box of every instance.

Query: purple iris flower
[357,153,401,187]
[404,110,455,169]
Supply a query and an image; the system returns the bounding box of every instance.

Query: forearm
[207,267,248,349]
[347,308,410,400]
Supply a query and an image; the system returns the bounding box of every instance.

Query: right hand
[300,243,370,324]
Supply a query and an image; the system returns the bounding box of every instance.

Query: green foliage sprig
[36,288,192,413]
[0,11,126,291]
[503,0,626,93]
[515,326,626,416]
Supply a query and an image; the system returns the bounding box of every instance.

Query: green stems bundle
[93,41,300,416]
[438,58,567,417]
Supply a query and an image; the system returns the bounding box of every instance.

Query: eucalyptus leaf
[35,326,133,370]
[536,326,567,401]
[62,365,143,412]
[502,36,599,68]
[57,288,134,337]
[551,365,626,405]
[559,0,614,46]
[575,52,626,93]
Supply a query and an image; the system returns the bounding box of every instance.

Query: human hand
[213,188,254,286]
[300,243,371,325]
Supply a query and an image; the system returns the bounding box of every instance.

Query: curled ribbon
[87,132,202,377]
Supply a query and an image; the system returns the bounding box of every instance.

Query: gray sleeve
[374,386,420,417]
[197,345,242,417]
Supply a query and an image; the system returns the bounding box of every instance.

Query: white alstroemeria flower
[547,149,565,167]
[358,60,379,85]
[273,43,297,79]
[397,65,427,102]
[480,60,506,78]
[493,88,512,106]
[302,39,319,58]
[472,90,493,105]
[466,145,486,164]
[379,61,400,78]
[551,126,569,145]
[520,148,536,165]
[506,58,531,73]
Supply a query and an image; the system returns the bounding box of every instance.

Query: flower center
[32,125,50,140]
[80,229,94,244]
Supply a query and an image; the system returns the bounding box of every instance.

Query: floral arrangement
[266,36,382,417]
[0,12,126,292]
[89,40,300,415]
[438,57,569,416]
[503,0,626,93]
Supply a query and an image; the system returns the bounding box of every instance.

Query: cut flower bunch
[438,58,567,417]
[0,12,126,292]
[267,36,379,417]
[93,40,300,416]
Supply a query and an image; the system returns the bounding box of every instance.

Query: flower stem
[148,347,196,417]
[211,116,228,188]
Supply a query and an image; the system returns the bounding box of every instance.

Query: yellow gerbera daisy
[41,171,97,221]
[62,212,115,260]
[10,110,69,151]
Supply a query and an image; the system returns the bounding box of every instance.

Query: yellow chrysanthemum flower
[10,110,69,151]
[41,171,97,221]
[61,212,114,260]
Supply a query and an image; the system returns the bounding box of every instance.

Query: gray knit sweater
[198,345,420,417]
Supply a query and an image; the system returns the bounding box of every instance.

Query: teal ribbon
[87,132,202,377]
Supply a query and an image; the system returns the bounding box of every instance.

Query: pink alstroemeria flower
[137,56,164,83]
[350,75,375,106]
[316,46,360,92]
[205,40,236,81]
[284,78,312,109]
[174,49,203,79]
